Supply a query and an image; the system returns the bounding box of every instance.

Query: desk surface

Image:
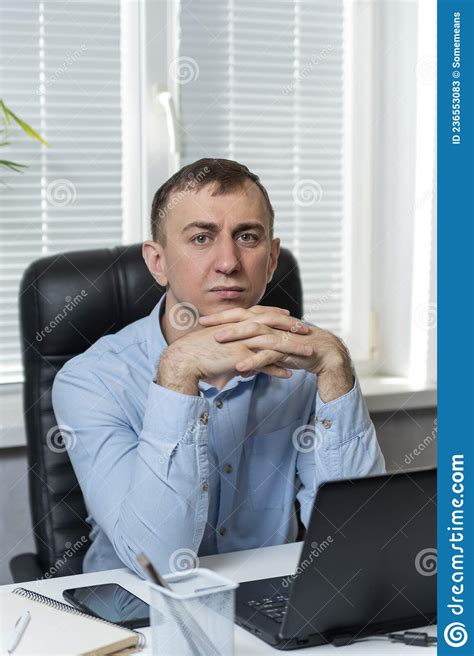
[1,542,436,654]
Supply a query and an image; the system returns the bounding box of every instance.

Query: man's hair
[150,158,274,244]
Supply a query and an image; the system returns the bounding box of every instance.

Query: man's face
[147,181,280,316]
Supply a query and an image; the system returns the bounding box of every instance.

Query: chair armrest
[9,552,44,583]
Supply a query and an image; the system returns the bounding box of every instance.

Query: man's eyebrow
[182,221,266,234]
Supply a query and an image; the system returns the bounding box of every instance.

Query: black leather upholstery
[11,243,303,582]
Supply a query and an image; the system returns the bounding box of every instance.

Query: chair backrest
[20,243,303,576]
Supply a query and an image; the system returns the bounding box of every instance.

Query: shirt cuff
[142,380,209,440]
[314,374,371,446]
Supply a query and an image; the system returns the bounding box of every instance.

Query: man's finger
[214,317,309,341]
[243,334,313,357]
[199,305,289,325]
[235,349,283,372]
[260,364,293,378]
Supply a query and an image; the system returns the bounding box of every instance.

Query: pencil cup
[148,568,239,656]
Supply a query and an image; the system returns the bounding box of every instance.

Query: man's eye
[191,234,210,244]
[238,233,259,242]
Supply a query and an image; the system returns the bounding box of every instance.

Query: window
[0,0,123,383]
[176,0,351,342]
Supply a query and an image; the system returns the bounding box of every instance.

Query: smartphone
[63,583,150,629]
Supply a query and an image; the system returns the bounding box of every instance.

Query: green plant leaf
[0,101,49,147]
[0,100,11,126]
[8,110,48,146]
[0,159,28,172]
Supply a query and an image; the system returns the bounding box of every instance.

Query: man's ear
[142,241,168,287]
[266,237,280,284]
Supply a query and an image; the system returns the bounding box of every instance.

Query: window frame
[0,0,436,447]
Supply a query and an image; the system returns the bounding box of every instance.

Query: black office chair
[10,244,303,583]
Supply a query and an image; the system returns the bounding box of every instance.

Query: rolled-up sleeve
[296,374,386,528]
[52,364,211,578]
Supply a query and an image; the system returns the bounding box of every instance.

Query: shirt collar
[146,291,257,393]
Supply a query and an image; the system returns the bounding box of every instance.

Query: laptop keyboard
[244,593,289,623]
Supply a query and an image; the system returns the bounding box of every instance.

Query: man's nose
[214,236,241,275]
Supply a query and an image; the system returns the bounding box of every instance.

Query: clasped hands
[199,305,354,402]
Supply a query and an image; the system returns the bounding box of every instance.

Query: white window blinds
[0,0,123,383]
[178,0,346,332]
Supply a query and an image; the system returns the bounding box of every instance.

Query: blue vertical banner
[438,0,474,654]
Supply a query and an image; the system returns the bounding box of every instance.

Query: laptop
[235,467,437,649]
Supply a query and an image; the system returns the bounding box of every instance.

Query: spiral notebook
[0,587,145,655]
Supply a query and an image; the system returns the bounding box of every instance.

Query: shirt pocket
[247,417,303,511]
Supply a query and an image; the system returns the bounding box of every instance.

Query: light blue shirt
[52,292,386,578]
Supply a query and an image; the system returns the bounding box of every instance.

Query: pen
[7,611,31,654]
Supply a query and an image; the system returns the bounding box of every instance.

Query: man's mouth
[209,286,245,299]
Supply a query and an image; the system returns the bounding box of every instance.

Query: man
[52,158,385,577]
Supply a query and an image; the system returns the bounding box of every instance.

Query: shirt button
[322,419,332,429]
[199,412,209,425]
[314,416,319,424]
[219,527,227,536]
[202,481,209,492]
[224,463,233,474]
[215,399,223,408]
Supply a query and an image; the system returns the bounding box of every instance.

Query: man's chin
[202,294,256,312]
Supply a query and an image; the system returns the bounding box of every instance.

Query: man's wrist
[156,349,200,396]
[316,363,354,403]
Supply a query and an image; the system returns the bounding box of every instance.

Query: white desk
[1,542,437,654]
